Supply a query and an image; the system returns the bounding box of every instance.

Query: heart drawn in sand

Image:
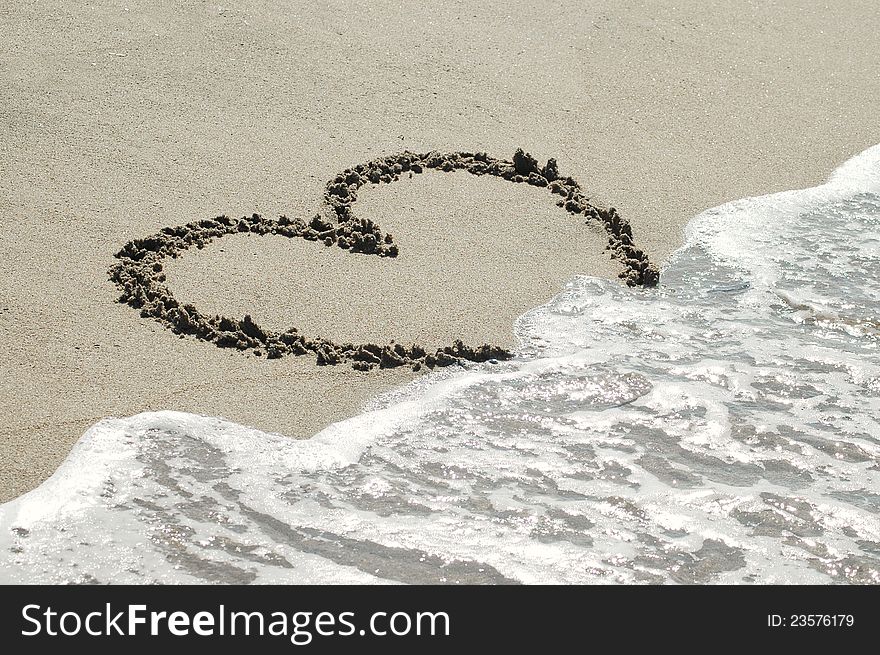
[110,149,659,371]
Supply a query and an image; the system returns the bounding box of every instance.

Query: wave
[2,144,880,584]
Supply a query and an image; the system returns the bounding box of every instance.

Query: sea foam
[2,145,880,584]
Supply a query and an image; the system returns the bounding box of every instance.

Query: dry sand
[2,0,879,502]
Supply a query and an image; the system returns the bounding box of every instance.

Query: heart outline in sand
[110,149,658,371]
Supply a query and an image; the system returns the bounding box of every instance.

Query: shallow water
[2,146,879,584]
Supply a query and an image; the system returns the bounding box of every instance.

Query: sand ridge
[111,149,658,371]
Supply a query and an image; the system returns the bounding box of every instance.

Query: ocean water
[2,146,879,584]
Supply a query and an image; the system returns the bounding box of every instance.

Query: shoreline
[3,1,880,502]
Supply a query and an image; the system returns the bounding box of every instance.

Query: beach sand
[2,0,879,502]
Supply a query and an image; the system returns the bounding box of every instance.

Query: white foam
[684,143,880,290]
[2,144,880,584]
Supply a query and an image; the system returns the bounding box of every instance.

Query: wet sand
[2,0,879,501]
